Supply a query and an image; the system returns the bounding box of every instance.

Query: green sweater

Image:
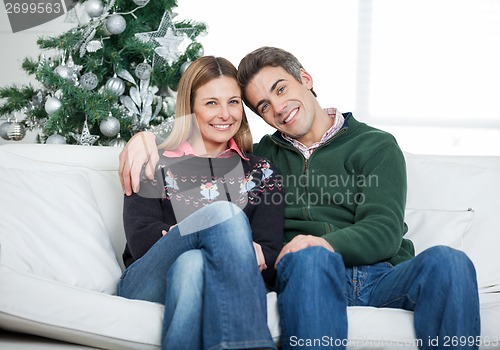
[253,113,414,267]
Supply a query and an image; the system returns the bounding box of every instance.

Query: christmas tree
[0,0,206,146]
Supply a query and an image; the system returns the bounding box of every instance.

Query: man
[119,47,480,350]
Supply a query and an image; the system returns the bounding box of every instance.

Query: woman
[118,56,284,350]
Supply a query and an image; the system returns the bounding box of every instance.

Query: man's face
[244,66,318,145]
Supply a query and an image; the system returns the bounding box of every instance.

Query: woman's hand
[253,242,267,271]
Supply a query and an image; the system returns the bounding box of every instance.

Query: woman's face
[192,76,243,155]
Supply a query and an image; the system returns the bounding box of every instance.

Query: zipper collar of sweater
[271,112,355,149]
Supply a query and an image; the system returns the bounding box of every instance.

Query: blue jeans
[117,201,276,350]
[276,245,480,350]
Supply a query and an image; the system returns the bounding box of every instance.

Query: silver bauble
[187,42,204,57]
[0,121,12,140]
[55,65,73,80]
[109,135,127,147]
[106,14,127,35]
[80,72,99,90]
[105,77,126,96]
[163,96,176,116]
[135,62,152,80]
[85,0,104,18]
[180,61,191,75]
[132,0,150,6]
[44,97,62,115]
[99,116,121,137]
[46,133,67,144]
[7,122,26,141]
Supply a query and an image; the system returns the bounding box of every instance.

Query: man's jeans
[117,202,276,350]
[276,245,480,350]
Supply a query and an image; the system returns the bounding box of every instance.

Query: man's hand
[253,242,268,271]
[118,131,159,195]
[275,234,334,267]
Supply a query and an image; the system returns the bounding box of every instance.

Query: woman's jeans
[276,245,480,350]
[117,202,276,350]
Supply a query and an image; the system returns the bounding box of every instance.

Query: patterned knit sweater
[122,150,284,285]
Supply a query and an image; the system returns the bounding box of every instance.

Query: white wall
[2,0,500,155]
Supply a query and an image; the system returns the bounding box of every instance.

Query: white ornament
[99,115,120,137]
[80,72,99,90]
[71,120,99,146]
[7,122,26,141]
[135,11,189,66]
[55,65,73,80]
[0,121,12,140]
[46,133,67,144]
[133,0,150,6]
[106,14,127,35]
[105,76,126,96]
[45,97,62,115]
[180,60,191,75]
[109,134,127,147]
[85,0,104,18]
[135,62,152,80]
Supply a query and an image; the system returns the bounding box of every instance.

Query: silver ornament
[132,0,150,6]
[46,133,67,144]
[109,135,127,147]
[106,14,127,35]
[80,72,99,90]
[180,60,191,75]
[135,62,152,80]
[55,65,73,80]
[44,97,62,115]
[163,96,176,116]
[187,42,204,57]
[99,116,121,137]
[105,76,126,96]
[85,0,104,18]
[0,121,12,140]
[7,122,26,141]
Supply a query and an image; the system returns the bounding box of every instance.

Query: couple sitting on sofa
[118,46,480,350]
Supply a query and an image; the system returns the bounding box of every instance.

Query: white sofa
[0,143,499,350]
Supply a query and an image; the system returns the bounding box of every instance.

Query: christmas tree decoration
[132,0,150,6]
[106,14,127,35]
[85,0,105,18]
[0,120,12,140]
[105,76,126,96]
[44,97,62,116]
[180,60,191,75]
[135,11,190,67]
[46,133,67,144]
[99,114,121,137]
[0,0,206,145]
[135,62,152,80]
[109,134,127,147]
[6,121,26,141]
[71,120,99,146]
[80,72,99,90]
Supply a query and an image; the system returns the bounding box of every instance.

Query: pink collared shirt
[163,138,249,161]
[282,107,344,159]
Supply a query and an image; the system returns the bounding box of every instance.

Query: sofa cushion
[404,208,474,253]
[0,167,122,294]
[404,152,500,292]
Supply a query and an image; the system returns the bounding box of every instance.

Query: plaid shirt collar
[282,108,344,159]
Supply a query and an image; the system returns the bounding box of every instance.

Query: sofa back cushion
[404,152,500,292]
[0,144,124,293]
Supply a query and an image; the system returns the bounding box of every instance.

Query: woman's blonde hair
[158,56,253,152]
